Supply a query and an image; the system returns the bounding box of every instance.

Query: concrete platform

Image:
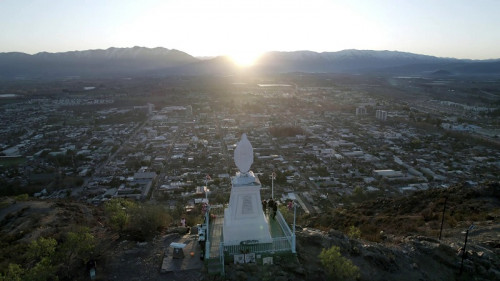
[160,234,203,273]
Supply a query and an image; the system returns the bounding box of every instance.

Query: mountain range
[1,46,499,79]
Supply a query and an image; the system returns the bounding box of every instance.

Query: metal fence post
[205,205,210,259]
[292,201,296,253]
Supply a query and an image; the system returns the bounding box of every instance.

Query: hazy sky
[1,0,500,63]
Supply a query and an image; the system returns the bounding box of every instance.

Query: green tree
[275,170,288,185]
[60,227,96,264]
[316,166,330,177]
[104,198,171,240]
[129,204,171,240]
[319,245,360,281]
[27,237,57,261]
[409,138,422,149]
[24,257,58,281]
[351,186,366,202]
[3,237,60,281]
[105,198,137,231]
[278,204,296,225]
[0,264,24,281]
[111,211,129,231]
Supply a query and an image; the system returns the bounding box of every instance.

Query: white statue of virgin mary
[234,133,253,174]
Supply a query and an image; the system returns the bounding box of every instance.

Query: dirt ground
[98,233,205,281]
[1,194,498,281]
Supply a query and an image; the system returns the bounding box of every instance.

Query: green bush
[347,226,361,239]
[0,236,64,281]
[104,198,137,231]
[14,194,29,201]
[104,198,171,240]
[59,227,96,265]
[319,245,360,281]
[129,204,172,240]
[0,264,24,281]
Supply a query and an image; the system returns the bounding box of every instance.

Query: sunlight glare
[229,51,262,67]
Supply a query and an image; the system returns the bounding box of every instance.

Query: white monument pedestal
[223,171,272,246]
[223,134,272,246]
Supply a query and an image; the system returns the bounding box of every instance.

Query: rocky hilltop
[0,183,498,280]
[221,224,499,281]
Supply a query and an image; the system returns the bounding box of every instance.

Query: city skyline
[1,0,500,66]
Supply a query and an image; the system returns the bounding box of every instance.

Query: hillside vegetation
[0,182,498,280]
[0,198,188,280]
[307,182,500,242]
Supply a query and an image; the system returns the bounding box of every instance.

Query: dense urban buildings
[1,75,498,210]
[1,73,499,280]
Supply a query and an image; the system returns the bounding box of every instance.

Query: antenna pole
[439,196,448,240]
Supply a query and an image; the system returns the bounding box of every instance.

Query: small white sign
[262,257,273,265]
[245,253,256,263]
[234,254,245,264]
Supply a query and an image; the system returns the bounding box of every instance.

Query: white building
[356,107,367,116]
[376,110,387,121]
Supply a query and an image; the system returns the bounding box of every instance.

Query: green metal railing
[221,236,291,255]
[205,207,296,276]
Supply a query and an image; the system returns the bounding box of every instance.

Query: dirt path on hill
[99,233,204,281]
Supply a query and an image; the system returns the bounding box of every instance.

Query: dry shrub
[360,223,380,242]
[421,207,438,221]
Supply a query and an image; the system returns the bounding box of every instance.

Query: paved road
[150,123,182,201]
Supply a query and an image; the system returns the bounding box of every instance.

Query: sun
[229,51,262,67]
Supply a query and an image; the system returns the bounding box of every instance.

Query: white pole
[204,174,211,259]
[271,172,275,199]
[205,204,210,259]
[205,178,208,201]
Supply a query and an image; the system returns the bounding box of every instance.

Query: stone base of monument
[223,172,272,246]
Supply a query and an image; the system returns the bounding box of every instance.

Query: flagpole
[292,200,296,253]
[204,174,210,259]
[205,175,209,202]
[271,172,275,199]
[205,179,208,201]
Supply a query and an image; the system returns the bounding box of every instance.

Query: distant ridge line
[1,47,499,79]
